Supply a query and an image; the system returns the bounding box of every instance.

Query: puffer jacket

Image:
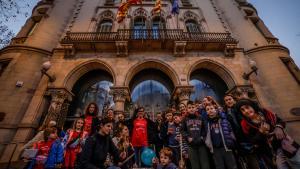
[45,139,64,168]
[205,112,236,153]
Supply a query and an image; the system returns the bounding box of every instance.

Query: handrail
[61,29,237,44]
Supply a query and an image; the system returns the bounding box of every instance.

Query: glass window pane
[131,80,171,120]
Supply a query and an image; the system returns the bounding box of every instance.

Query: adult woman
[236,99,300,169]
[126,107,157,167]
[113,124,135,169]
[83,103,100,135]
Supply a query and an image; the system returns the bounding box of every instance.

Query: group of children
[21,94,300,169]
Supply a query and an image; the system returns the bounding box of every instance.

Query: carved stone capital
[43,88,74,127]
[115,41,128,56]
[173,85,194,103]
[46,88,73,103]
[227,85,256,100]
[110,86,130,103]
[174,41,187,57]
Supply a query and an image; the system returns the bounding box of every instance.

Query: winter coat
[241,108,285,151]
[77,133,120,169]
[205,112,236,153]
[44,139,64,168]
[156,162,178,169]
[182,113,205,147]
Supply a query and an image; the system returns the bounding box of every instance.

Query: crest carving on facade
[99,10,115,21]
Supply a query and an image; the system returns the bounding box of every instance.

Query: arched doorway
[129,68,174,120]
[65,69,114,128]
[190,69,229,104]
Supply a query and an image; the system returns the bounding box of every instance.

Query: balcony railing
[61,29,237,44]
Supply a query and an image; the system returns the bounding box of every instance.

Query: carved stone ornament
[115,41,128,56]
[43,88,73,127]
[173,85,194,103]
[227,85,257,100]
[174,41,187,57]
[99,10,115,21]
[183,11,201,23]
[109,86,130,103]
[133,8,148,18]
[224,44,237,57]
[62,44,76,58]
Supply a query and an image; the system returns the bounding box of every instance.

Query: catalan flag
[117,0,143,23]
[152,0,161,14]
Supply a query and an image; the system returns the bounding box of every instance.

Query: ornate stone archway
[124,59,180,88]
[188,59,237,89]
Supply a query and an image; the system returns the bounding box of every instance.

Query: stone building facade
[0,0,299,166]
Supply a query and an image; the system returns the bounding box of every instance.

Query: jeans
[134,146,146,167]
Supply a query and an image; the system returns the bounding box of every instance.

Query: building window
[152,17,165,39]
[280,57,300,84]
[185,20,200,33]
[0,59,10,77]
[133,17,147,39]
[97,20,113,32]
[27,21,39,36]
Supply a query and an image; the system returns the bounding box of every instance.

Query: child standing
[204,104,237,169]
[63,118,88,169]
[32,127,63,169]
[153,147,178,169]
[182,101,210,169]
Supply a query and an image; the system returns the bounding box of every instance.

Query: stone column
[227,85,257,100]
[43,88,73,127]
[173,85,194,105]
[110,86,130,115]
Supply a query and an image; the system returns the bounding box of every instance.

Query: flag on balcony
[171,0,179,15]
[117,0,143,23]
[152,0,161,14]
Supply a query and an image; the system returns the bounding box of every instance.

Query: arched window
[133,17,146,39]
[185,20,200,33]
[97,19,113,32]
[152,17,165,39]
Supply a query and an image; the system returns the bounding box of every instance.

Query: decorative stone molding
[183,11,201,23]
[173,85,194,104]
[133,8,148,18]
[99,10,115,22]
[115,41,128,56]
[224,44,237,57]
[174,41,187,57]
[109,86,130,103]
[62,44,76,58]
[227,85,257,100]
[43,88,73,127]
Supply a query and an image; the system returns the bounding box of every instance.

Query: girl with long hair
[63,118,88,169]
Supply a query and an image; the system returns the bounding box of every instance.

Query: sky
[6,0,300,66]
[248,0,300,66]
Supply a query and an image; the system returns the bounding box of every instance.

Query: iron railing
[61,29,237,44]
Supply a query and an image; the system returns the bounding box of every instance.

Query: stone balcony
[60,29,238,57]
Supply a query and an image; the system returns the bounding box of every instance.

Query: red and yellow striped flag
[117,0,143,23]
[152,0,161,14]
